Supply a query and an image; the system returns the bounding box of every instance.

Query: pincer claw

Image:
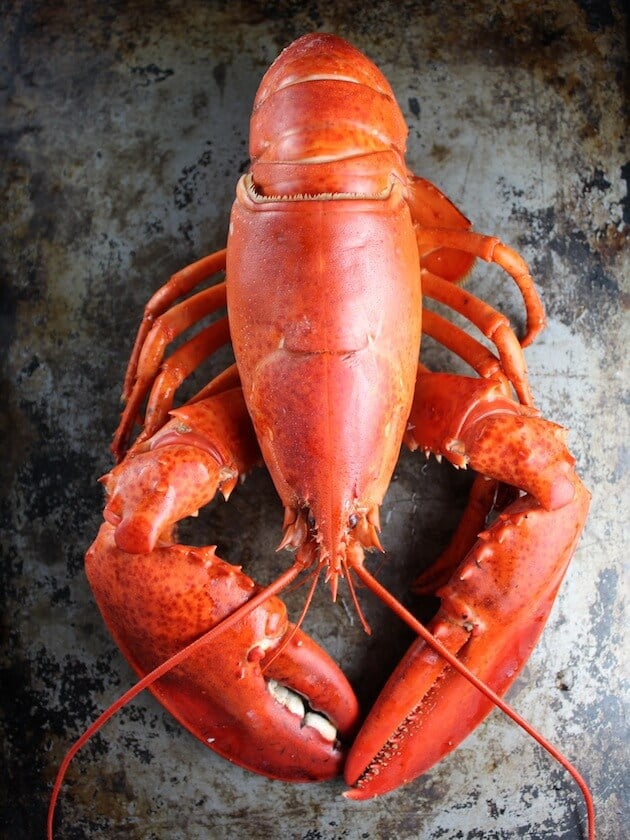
[86,523,359,782]
[344,372,591,800]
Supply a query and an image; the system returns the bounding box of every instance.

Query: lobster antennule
[319,508,384,605]
[280,501,383,606]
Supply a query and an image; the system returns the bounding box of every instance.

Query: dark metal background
[1,2,627,838]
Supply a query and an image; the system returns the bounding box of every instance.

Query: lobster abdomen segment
[251,34,407,165]
[250,34,408,197]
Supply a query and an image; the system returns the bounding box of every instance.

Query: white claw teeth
[268,678,305,718]
[304,712,336,742]
[267,678,337,742]
[287,693,305,718]
[267,677,283,699]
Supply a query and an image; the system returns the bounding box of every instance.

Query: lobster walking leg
[422,270,534,406]
[405,173,475,282]
[344,372,590,798]
[113,250,227,458]
[419,227,545,346]
[408,174,545,347]
[421,308,510,388]
[188,361,240,404]
[122,250,226,396]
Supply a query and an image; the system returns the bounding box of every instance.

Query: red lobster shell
[49,33,593,839]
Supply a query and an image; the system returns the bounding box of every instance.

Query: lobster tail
[249,34,408,196]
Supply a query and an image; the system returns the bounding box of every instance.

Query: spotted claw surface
[86,523,360,781]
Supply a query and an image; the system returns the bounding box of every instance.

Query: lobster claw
[88,390,359,781]
[86,522,359,781]
[344,373,590,798]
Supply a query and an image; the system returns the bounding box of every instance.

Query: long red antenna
[261,566,321,675]
[352,563,595,840]
[47,560,304,840]
[48,554,595,840]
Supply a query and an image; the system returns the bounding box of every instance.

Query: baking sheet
[2,2,627,838]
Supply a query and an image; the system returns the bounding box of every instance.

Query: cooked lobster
[49,33,593,837]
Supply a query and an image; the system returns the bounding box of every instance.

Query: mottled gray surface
[1,2,627,838]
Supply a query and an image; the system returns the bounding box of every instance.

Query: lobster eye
[348,513,359,529]
[307,512,316,530]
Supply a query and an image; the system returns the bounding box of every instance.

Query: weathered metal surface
[1,1,627,838]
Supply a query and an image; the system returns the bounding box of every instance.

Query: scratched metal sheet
[1,2,627,838]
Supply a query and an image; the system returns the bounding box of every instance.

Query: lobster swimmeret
[50,33,593,836]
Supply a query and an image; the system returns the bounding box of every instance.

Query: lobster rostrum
[50,34,594,835]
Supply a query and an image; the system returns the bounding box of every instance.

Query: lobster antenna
[261,566,321,675]
[351,563,595,840]
[47,560,304,840]
[341,552,372,635]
